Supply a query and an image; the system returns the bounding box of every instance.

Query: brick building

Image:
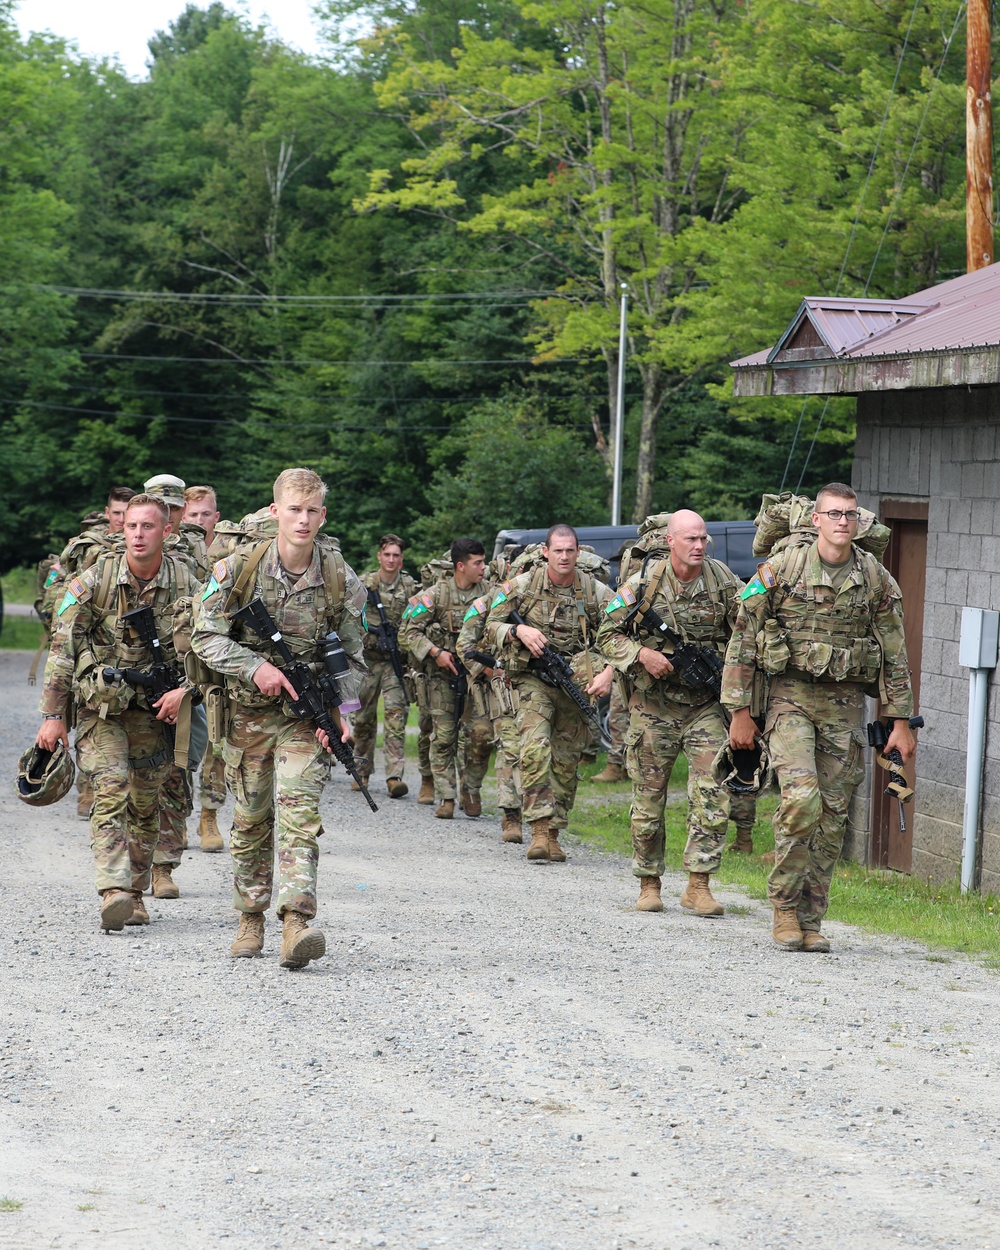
[730,262,1000,892]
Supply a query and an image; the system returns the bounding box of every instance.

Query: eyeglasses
[816,509,860,522]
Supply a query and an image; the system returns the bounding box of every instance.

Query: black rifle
[102,605,201,758]
[365,585,410,710]
[232,598,378,813]
[509,608,600,733]
[866,715,924,832]
[464,648,498,669]
[448,661,468,730]
[623,601,724,700]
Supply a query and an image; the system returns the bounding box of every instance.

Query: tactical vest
[758,544,884,685]
[424,577,485,650]
[74,552,189,715]
[503,565,602,681]
[360,569,414,657]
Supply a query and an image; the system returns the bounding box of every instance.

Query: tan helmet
[712,738,772,796]
[14,742,76,807]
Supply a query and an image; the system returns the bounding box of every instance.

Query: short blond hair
[125,493,170,523]
[274,467,327,503]
[184,485,217,506]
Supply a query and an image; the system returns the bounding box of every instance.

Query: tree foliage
[0,0,983,572]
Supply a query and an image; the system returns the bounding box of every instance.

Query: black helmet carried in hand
[14,742,75,807]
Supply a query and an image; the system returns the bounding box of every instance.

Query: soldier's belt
[781,668,865,687]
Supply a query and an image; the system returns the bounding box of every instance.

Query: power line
[42,284,559,308]
[79,352,582,366]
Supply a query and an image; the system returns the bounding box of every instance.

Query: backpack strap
[573,570,594,685]
[226,539,274,612]
[320,546,345,625]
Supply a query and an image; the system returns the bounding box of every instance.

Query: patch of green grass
[77,1203,96,1212]
[1,566,37,604]
[0,615,45,651]
[0,1198,23,1213]
[572,753,1000,965]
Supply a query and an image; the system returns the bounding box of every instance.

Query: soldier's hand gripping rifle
[365,585,410,711]
[232,598,379,813]
[509,608,601,734]
[448,660,468,733]
[866,715,924,832]
[102,605,201,754]
[623,601,724,701]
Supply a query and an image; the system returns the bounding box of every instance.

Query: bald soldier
[596,509,742,915]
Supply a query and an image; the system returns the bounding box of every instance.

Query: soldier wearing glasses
[724,483,915,953]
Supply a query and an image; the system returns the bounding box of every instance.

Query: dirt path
[1,648,998,1250]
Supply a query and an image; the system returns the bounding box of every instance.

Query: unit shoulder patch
[212,559,229,583]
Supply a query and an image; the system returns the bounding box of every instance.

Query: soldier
[138,474,209,899]
[486,525,614,862]
[355,534,417,798]
[596,510,741,915]
[183,486,227,853]
[190,467,367,967]
[399,538,493,820]
[44,487,137,819]
[456,556,523,843]
[35,494,198,930]
[589,684,628,783]
[725,482,916,953]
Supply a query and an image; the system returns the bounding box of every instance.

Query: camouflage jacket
[485,565,612,671]
[722,540,914,718]
[596,556,741,704]
[40,551,198,719]
[360,569,417,659]
[190,538,366,710]
[399,575,488,669]
[167,522,209,580]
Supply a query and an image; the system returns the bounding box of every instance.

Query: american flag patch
[68,577,86,599]
[620,585,637,606]
[213,559,228,582]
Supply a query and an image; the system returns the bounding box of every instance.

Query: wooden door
[870,501,927,872]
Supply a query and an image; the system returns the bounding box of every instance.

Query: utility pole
[610,283,628,527]
[967,0,994,271]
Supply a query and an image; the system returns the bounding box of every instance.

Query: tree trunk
[631,360,665,522]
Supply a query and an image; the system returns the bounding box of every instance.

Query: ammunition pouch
[755,619,791,676]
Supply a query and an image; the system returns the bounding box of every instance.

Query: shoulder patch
[201,575,220,601]
[420,592,434,609]
[44,565,61,588]
[619,585,637,606]
[740,575,770,601]
[758,562,778,589]
[501,580,513,596]
[212,560,229,583]
[463,597,488,622]
[56,590,77,616]
[67,576,86,600]
[491,591,508,609]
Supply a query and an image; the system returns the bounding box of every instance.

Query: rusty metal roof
[731,261,1000,395]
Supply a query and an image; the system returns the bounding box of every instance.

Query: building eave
[731,344,1000,398]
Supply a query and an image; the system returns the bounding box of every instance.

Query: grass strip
[573,756,1000,967]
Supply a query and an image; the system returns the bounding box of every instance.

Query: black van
[493,520,759,585]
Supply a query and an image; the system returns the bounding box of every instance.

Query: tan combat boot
[461,789,482,818]
[636,876,664,912]
[417,776,435,805]
[199,808,224,852]
[590,762,624,783]
[386,778,408,799]
[730,826,754,854]
[124,893,150,926]
[231,912,265,958]
[350,770,371,794]
[500,809,523,843]
[801,929,831,953]
[526,819,550,862]
[435,799,455,819]
[152,865,180,900]
[680,872,724,917]
[279,912,326,969]
[772,906,804,950]
[546,827,567,863]
[99,889,134,931]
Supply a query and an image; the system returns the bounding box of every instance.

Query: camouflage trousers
[427,674,493,801]
[606,681,629,769]
[198,746,227,809]
[514,675,589,828]
[76,708,174,894]
[765,676,866,930]
[354,655,410,781]
[730,788,758,833]
[222,704,330,918]
[412,672,434,782]
[625,692,731,878]
[154,765,193,868]
[494,712,521,811]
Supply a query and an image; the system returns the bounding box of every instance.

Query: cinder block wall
[853,385,1000,893]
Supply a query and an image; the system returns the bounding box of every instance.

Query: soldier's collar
[264,539,323,588]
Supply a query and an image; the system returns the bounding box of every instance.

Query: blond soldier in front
[35,494,198,931]
[190,468,367,969]
[724,482,916,953]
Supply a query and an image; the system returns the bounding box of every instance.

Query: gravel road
[1,646,999,1250]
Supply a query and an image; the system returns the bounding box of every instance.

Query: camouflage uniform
[399,575,493,805]
[355,569,417,783]
[596,557,741,878]
[486,566,611,831]
[604,682,629,770]
[39,552,198,895]
[723,540,913,931]
[190,539,366,919]
[456,590,521,815]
